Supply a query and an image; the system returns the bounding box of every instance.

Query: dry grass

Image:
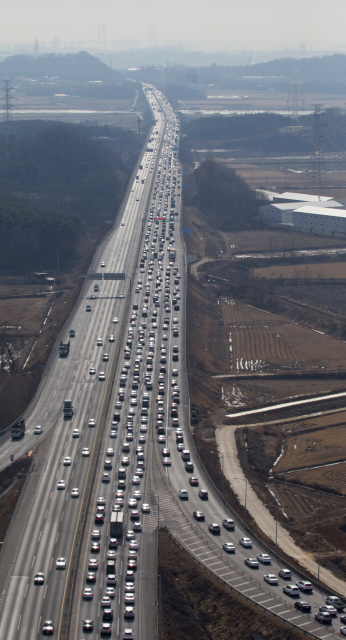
[226,229,345,254]
[253,261,346,280]
[275,424,346,472]
[282,463,346,496]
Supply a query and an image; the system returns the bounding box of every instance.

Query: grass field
[253,261,346,280]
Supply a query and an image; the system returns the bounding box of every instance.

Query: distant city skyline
[1,0,346,53]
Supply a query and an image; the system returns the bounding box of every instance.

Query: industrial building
[259,191,346,237]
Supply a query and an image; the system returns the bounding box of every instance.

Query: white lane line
[258,597,276,604]
[44,584,48,599]
[17,615,22,630]
[207,561,224,567]
[44,510,48,520]
[268,603,286,610]
[242,587,261,593]
[50,492,53,500]
[38,530,42,542]
[55,532,59,543]
[50,557,53,570]
[24,583,28,598]
[61,511,64,521]
[229,580,249,587]
[38,617,41,634]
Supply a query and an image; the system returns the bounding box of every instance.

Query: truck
[11,417,25,439]
[59,341,70,357]
[63,399,73,419]
[110,511,123,538]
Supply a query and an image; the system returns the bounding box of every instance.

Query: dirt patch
[159,528,307,640]
[275,424,346,473]
[225,229,345,255]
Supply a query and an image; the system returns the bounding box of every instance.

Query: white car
[63,456,71,466]
[72,429,80,438]
[82,448,90,457]
[99,372,105,381]
[56,557,66,569]
[179,490,188,499]
[34,425,42,435]
[113,317,118,323]
[88,419,96,427]
[71,488,79,498]
[109,335,115,342]
[239,537,252,548]
[141,503,150,512]
[101,262,106,267]
[97,338,103,346]
[57,481,66,490]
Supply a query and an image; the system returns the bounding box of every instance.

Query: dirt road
[216,423,346,594]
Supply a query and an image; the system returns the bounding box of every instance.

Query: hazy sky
[2,0,346,49]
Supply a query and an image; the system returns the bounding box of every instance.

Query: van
[106,560,116,575]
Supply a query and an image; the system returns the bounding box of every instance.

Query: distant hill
[0,51,123,82]
[231,54,346,84]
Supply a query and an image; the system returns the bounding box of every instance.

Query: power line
[1,79,17,121]
[307,104,326,191]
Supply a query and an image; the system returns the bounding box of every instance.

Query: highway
[0,85,344,640]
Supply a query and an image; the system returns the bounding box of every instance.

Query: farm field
[226,229,345,255]
[253,261,346,280]
[221,378,346,408]
[279,462,346,496]
[220,297,346,372]
[275,423,346,472]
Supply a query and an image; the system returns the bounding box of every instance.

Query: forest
[0,120,140,270]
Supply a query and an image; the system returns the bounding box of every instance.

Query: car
[198,490,208,500]
[63,456,72,466]
[99,372,105,381]
[100,622,112,635]
[110,430,117,438]
[189,477,199,486]
[83,620,94,631]
[326,595,345,610]
[109,335,115,342]
[95,513,104,524]
[162,457,171,466]
[57,480,66,490]
[283,585,300,597]
[105,587,115,598]
[34,572,45,585]
[126,531,135,540]
[257,553,271,564]
[209,523,220,534]
[341,627,346,636]
[71,488,79,498]
[129,540,139,550]
[319,605,338,617]
[101,262,106,267]
[88,418,96,427]
[88,558,98,571]
[296,580,313,593]
[133,522,142,532]
[82,448,90,457]
[107,550,116,560]
[91,529,100,540]
[223,542,236,553]
[279,568,291,580]
[133,490,142,500]
[125,583,135,593]
[294,601,312,613]
[86,304,91,311]
[113,317,118,323]
[193,511,205,521]
[56,557,66,569]
[185,462,194,472]
[34,425,42,434]
[102,473,110,483]
[42,621,54,635]
[123,630,134,639]
[72,429,80,438]
[106,448,114,457]
[130,510,140,520]
[91,542,100,552]
[107,575,117,585]
[239,537,252,548]
[128,498,137,508]
[89,367,96,375]
[101,596,112,608]
[121,222,125,226]
[222,518,235,531]
[264,574,279,585]
[245,558,259,568]
[83,587,93,600]
[125,592,135,604]
[315,612,332,624]
[141,503,150,512]
[124,606,135,619]
[179,489,188,499]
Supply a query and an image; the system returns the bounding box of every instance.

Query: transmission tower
[307,104,327,192]
[1,80,17,122]
[287,81,304,120]
[148,22,156,48]
[98,22,106,49]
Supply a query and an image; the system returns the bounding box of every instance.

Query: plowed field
[220,297,346,372]
[275,424,346,472]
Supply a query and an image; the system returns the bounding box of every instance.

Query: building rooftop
[294,205,346,218]
[274,192,333,203]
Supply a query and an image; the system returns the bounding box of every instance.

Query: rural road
[216,423,346,595]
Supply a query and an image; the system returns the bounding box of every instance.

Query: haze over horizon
[1,0,346,51]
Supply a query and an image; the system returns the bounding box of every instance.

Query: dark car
[198,490,208,500]
[295,601,312,613]
[208,523,220,534]
[315,612,332,625]
[185,462,194,472]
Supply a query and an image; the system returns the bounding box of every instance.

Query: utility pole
[1,79,17,121]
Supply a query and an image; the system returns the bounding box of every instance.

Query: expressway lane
[0,87,165,640]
